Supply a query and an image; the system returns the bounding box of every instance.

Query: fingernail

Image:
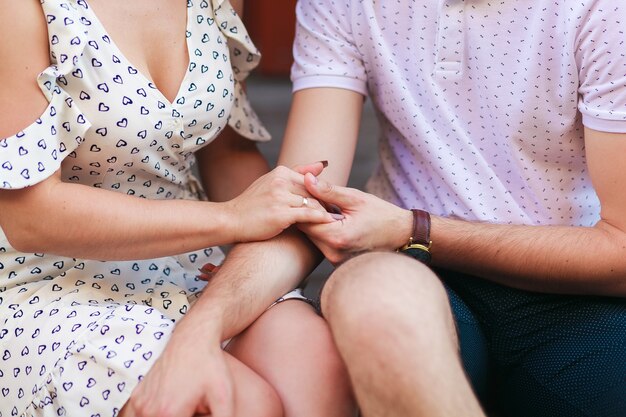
[331,213,344,220]
[328,204,341,214]
[319,160,329,168]
[199,263,216,273]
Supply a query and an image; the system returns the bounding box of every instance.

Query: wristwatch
[398,209,432,264]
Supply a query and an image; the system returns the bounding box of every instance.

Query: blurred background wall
[244,1,298,76]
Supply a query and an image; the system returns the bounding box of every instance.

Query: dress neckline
[82,0,193,107]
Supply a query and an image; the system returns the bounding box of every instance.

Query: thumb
[304,172,355,208]
[292,160,328,177]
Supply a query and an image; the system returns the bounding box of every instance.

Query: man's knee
[321,252,450,333]
[322,252,445,309]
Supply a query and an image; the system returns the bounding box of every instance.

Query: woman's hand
[298,173,413,264]
[122,323,234,417]
[224,163,336,243]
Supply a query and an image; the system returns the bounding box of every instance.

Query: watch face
[402,246,432,265]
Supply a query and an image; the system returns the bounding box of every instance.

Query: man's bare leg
[321,252,485,417]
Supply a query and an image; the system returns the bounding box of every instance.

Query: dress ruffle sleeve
[0,0,91,189]
[212,0,270,142]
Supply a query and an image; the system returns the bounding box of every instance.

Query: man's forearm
[180,87,363,340]
[431,215,626,296]
[180,228,322,340]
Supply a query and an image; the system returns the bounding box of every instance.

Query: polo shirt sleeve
[576,4,626,133]
[291,0,368,96]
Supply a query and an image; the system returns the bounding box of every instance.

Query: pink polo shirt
[291,0,626,227]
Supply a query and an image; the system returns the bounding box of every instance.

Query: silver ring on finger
[301,196,309,207]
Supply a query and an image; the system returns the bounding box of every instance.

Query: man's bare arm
[302,127,626,297]
[428,127,626,296]
[187,87,364,340]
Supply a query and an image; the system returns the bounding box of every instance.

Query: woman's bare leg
[226,300,356,417]
[120,352,284,417]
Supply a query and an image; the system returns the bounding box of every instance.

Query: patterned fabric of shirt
[291,0,626,226]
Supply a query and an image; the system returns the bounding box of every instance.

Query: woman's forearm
[1,162,335,261]
[0,172,234,260]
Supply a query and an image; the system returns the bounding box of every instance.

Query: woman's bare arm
[0,1,332,260]
[194,87,364,341]
[0,0,50,139]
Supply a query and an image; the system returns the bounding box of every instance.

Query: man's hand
[299,173,413,264]
[224,163,335,244]
[122,324,234,417]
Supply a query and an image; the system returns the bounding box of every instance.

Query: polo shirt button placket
[434,0,466,77]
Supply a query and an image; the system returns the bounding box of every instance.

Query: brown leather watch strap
[410,209,431,246]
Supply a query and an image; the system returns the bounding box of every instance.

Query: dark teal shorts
[440,269,626,417]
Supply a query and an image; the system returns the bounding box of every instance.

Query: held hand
[299,173,412,264]
[225,163,335,243]
[291,160,328,177]
[122,326,234,417]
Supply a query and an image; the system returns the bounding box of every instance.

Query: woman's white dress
[0,1,286,415]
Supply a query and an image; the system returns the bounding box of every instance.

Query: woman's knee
[232,300,345,374]
[279,302,352,395]
[238,379,283,417]
[266,301,346,368]
[227,301,353,416]
[226,355,284,417]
